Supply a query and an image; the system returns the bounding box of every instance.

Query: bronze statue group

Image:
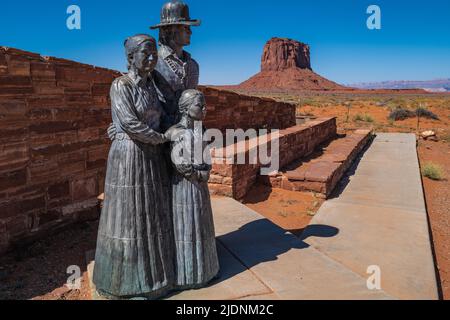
[92,1,220,300]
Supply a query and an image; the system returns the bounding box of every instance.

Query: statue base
[86,253,172,300]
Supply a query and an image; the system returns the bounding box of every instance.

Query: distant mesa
[216,37,432,94]
[350,79,450,93]
[237,37,346,92]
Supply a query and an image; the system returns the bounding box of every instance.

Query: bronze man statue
[108,0,200,139]
[151,0,201,129]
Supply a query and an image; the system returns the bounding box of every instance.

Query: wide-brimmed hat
[150,1,201,29]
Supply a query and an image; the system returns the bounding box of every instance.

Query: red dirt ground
[418,140,450,299]
[0,221,97,300]
[243,185,324,237]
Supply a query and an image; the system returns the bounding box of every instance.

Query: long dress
[170,124,220,289]
[93,74,175,299]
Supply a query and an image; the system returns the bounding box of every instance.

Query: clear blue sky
[1,0,449,85]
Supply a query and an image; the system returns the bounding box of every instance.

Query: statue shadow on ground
[0,219,338,299]
[195,220,339,286]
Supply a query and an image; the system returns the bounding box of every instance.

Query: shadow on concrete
[299,224,340,241]
[1,215,339,300]
[207,220,339,285]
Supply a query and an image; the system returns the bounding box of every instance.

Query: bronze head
[124,34,158,73]
[151,1,200,49]
[178,89,206,121]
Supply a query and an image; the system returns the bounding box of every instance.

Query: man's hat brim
[150,19,201,29]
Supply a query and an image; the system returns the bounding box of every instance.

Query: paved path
[306,133,438,299]
[88,133,438,300]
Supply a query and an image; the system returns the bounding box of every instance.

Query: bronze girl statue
[166,89,220,289]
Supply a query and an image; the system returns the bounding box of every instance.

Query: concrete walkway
[306,133,438,299]
[169,133,438,300]
[88,134,438,300]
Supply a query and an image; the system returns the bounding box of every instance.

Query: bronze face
[132,41,158,73]
[174,25,192,47]
[188,95,206,121]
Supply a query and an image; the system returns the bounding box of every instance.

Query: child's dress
[170,124,220,289]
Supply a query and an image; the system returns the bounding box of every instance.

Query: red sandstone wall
[0,47,121,254]
[209,118,337,200]
[200,86,296,132]
[0,47,297,254]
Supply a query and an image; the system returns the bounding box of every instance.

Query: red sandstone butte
[238,37,346,92]
[261,37,311,71]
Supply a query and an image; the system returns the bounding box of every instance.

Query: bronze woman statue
[166,90,220,289]
[93,34,175,299]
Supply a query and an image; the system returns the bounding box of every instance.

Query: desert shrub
[388,108,415,121]
[297,98,321,107]
[363,114,374,122]
[354,114,374,122]
[387,98,408,109]
[422,163,444,181]
[415,107,439,120]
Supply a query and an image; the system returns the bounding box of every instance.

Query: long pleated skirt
[172,174,220,289]
[93,138,175,299]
